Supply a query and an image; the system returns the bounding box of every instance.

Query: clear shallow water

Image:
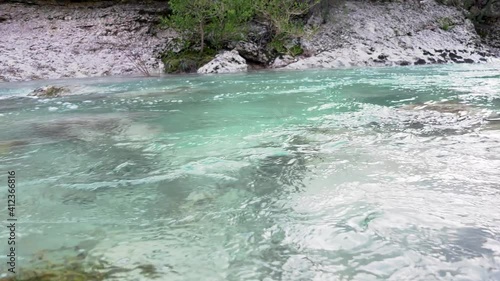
[0,64,500,280]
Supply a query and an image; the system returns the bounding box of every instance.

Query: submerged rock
[394,101,499,136]
[402,101,475,116]
[180,190,216,210]
[0,140,29,154]
[482,113,500,131]
[31,116,121,141]
[28,86,70,98]
[197,50,248,74]
[61,189,97,205]
[485,112,500,122]
[29,114,159,143]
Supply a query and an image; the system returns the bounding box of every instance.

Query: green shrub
[161,49,216,73]
[268,36,304,56]
[437,0,496,26]
[253,0,319,38]
[161,0,318,53]
[269,37,287,54]
[437,17,454,31]
[288,45,304,56]
[160,0,253,53]
[160,0,318,70]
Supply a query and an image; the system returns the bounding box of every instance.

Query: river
[0,64,500,280]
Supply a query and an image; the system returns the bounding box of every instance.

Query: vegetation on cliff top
[159,0,498,73]
[160,0,318,73]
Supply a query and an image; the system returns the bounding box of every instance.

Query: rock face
[468,0,500,56]
[0,1,173,82]
[271,55,296,68]
[0,0,499,81]
[234,41,271,64]
[197,50,248,74]
[285,0,499,70]
[482,20,500,56]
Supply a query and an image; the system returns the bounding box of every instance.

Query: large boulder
[197,50,248,74]
[271,55,296,68]
[234,41,271,64]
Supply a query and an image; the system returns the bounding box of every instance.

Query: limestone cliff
[283,0,498,70]
[0,0,498,81]
[0,1,172,82]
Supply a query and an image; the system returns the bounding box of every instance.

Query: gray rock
[286,0,499,70]
[0,2,172,82]
[234,41,271,64]
[197,50,248,74]
[415,58,427,65]
[271,55,296,68]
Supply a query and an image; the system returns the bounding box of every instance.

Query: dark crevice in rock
[415,58,426,65]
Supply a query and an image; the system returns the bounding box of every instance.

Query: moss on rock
[268,36,304,58]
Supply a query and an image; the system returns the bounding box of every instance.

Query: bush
[437,0,497,25]
[289,44,304,56]
[437,17,454,31]
[161,0,317,53]
[253,0,319,38]
[268,35,304,56]
[161,49,216,73]
[160,0,253,53]
[159,0,319,72]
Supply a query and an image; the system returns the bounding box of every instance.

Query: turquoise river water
[0,64,500,280]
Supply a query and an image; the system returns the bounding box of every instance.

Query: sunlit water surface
[1,64,500,280]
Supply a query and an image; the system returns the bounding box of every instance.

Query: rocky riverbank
[0,0,498,82]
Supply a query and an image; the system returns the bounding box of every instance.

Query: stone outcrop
[234,41,272,64]
[464,0,500,55]
[197,50,248,74]
[483,20,500,55]
[270,55,297,68]
[0,1,173,82]
[284,0,499,70]
[221,0,499,71]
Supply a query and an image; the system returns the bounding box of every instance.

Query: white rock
[197,50,248,74]
[271,55,296,68]
[290,0,497,70]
